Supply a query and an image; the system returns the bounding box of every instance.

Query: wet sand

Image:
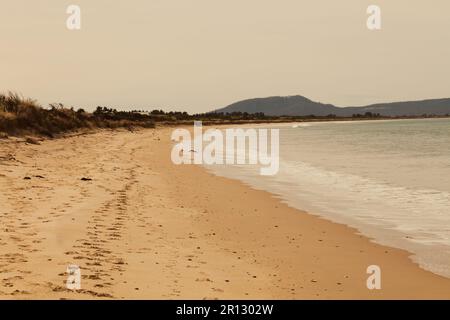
[0,127,449,299]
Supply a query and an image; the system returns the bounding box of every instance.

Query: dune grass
[0,92,155,137]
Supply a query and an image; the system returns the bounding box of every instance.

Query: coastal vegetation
[1,92,448,138]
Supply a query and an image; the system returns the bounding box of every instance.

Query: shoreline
[0,127,450,299]
[205,118,450,280]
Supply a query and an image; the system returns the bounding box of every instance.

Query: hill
[213,95,450,117]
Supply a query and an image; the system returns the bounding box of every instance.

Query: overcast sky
[1,0,449,113]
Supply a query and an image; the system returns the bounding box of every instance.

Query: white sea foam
[204,118,450,278]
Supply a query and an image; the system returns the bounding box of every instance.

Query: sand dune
[0,127,449,299]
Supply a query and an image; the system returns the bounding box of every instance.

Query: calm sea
[205,118,450,278]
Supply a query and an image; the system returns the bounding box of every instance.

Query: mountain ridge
[213,95,450,117]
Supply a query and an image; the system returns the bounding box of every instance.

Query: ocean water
[204,118,450,278]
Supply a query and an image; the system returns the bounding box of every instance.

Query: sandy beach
[0,126,449,299]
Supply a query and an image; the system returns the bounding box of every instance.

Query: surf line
[171,121,279,176]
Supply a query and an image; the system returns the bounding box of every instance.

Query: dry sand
[0,127,449,299]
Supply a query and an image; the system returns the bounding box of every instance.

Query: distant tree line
[352,112,382,118]
[88,106,448,123]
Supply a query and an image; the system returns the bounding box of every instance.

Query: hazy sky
[1,0,450,113]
